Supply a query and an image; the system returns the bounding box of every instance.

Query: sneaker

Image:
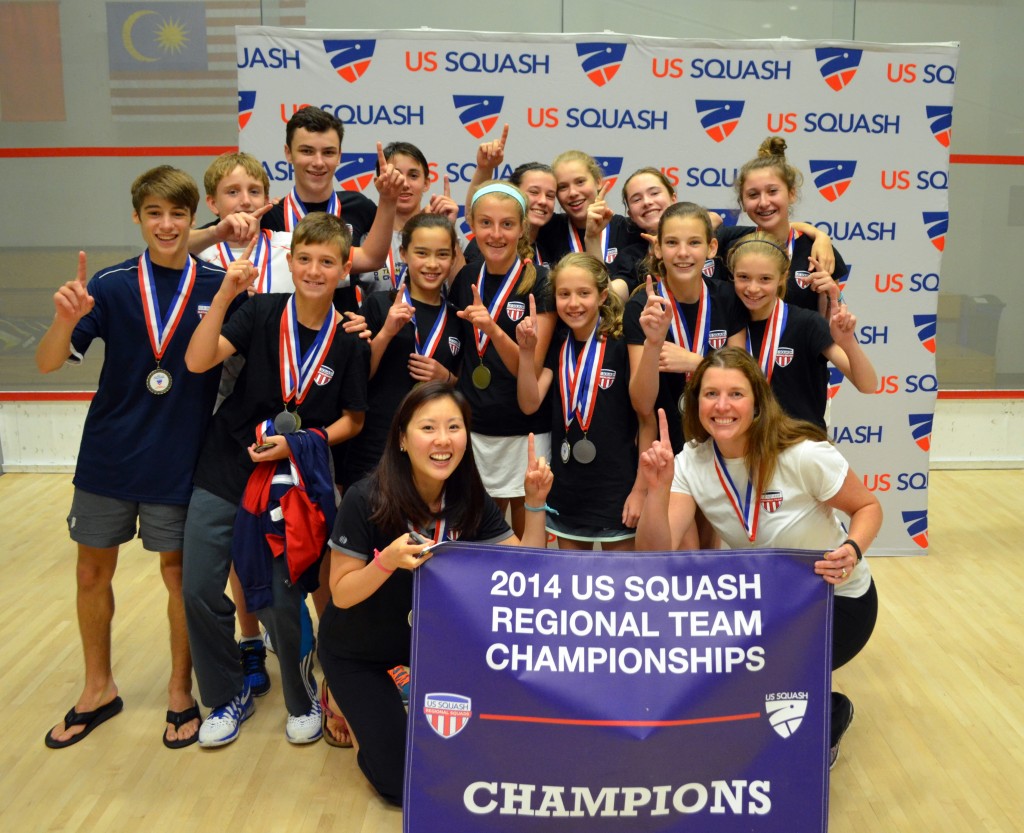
[198,687,254,748]
[388,665,411,705]
[240,638,270,697]
[286,698,323,745]
[829,692,855,769]
[263,629,275,655]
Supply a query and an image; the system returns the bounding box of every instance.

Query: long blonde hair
[548,253,623,339]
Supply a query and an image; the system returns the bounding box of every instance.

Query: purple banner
[406,545,833,832]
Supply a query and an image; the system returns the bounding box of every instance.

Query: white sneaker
[285,699,323,745]
[198,687,254,747]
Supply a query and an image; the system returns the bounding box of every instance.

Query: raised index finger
[657,407,671,447]
[377,140,387,170]
[527,431,536,467]
[253,202,274,220]
[443,174,451,199]
[598,180,613,200]
[645,274,655,298]
[77,251,88,285]
[497,122,509,149]
[241,233,258,261]
[528,292,537,321]
[393,274,406,300]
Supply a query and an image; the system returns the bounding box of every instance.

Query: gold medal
[472,364,491,390]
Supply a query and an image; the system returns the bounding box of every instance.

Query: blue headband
[470,182,527,214]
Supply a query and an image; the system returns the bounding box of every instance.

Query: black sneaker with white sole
[829,692,855,769]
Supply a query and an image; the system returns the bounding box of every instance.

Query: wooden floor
[0,471,1021,832]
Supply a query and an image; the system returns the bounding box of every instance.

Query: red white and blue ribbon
[658,278,710,359]
[283,187,341,232]
[712,442,760,542]
[784,226,801,260]
[568,223,609,261]
[215,230,273,293]
[746,300,789,383]
[473,258,524,360]
[558,324,606,435]
[386,245,407,290]
[409,492,460,544]
[137,252,197,362]
[278,295,340,407]
[406,284,447,359]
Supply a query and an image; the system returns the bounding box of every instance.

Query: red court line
[937,390,1024,400]
[479,711,761,728]
[0,146,237,158]
[0,392,94,401]
[949,154,1024,165]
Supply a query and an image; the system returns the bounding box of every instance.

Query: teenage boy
[36,166,228,750]
[183,212,368,747]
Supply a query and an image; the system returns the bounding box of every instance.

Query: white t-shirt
[197,230,297,294]
[672,439,872,598]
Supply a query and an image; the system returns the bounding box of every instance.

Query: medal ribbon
[408,493,460,545]
[386,246,406,290]
[745,300,788,383]
[558,325,606,434]
[657,279,710,357]
[784,227,801,260]
[473,259,524,360]
[283,187,341,232]
[568,224,609,261]
[712,441,760,542]
[278,295,341,408]
[137,252,197,362]
[215,230,272,292]
[406,286,447,359]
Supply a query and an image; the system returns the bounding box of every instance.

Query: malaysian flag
[105,0,305,121]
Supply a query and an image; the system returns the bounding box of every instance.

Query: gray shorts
[546,511,636,544]
[67,488,187,552]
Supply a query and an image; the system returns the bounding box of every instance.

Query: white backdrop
[236,28,958,555]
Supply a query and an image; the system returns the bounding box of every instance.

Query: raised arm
[36,251,94,373]
[824,304,877,393]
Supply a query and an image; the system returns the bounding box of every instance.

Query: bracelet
[842,538,863,562]
[524,503,558,515]
[372,548,394,573]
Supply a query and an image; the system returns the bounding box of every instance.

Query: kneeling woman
[636,347,879,768]
[318,381,551,805]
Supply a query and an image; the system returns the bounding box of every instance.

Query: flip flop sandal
[163,702,202,749]
[320,681,353,748]
[44,696,124,749]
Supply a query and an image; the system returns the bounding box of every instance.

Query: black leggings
[833,578,879,670]
[318,647,407,806]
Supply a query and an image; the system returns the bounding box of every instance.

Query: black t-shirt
[623,277,748,451]
[535,214,641,268]
[340,291,463,486]
[745,303,832,428]
[448,261,552,436]
[543,333,638,528]
[320,477,511,663]
[193,293,370,503]
[262,190,377,313]
[611,242,725,296]
[715,224,848,314]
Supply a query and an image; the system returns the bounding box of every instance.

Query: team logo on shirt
[335,152,377,192]
[902,509,929,548]
[765,691,808,737]
[709,329,727,350]
[238,90,256,131]
[774,347,794,368]
[908,413,933,452]
[448,336,462,356]
[505,301,526,322]
[323,39,376,82]
[452,95,504,139]
[703,259,716,278]
[759,490,784,513]
[695,100,745,143]
[605,248,618,264]
[594,156,624,192]
[815,47,862,91]
[794,271,811,289]
[827,365,845,400]
[197,304,210,319]
[424,693,472,739]
[926,104,953,147]
[314,365,335,386]
[809,159,857,202]
[913,314,937,354]
[576,42,627,87]
[598,369,617,390]
[923,211,948,251]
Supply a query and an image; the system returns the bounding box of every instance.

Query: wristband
[842,538,863,562]
[524,503,558,515]
[373,548,394,573]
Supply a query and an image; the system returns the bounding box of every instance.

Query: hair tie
[471,183,527,214]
